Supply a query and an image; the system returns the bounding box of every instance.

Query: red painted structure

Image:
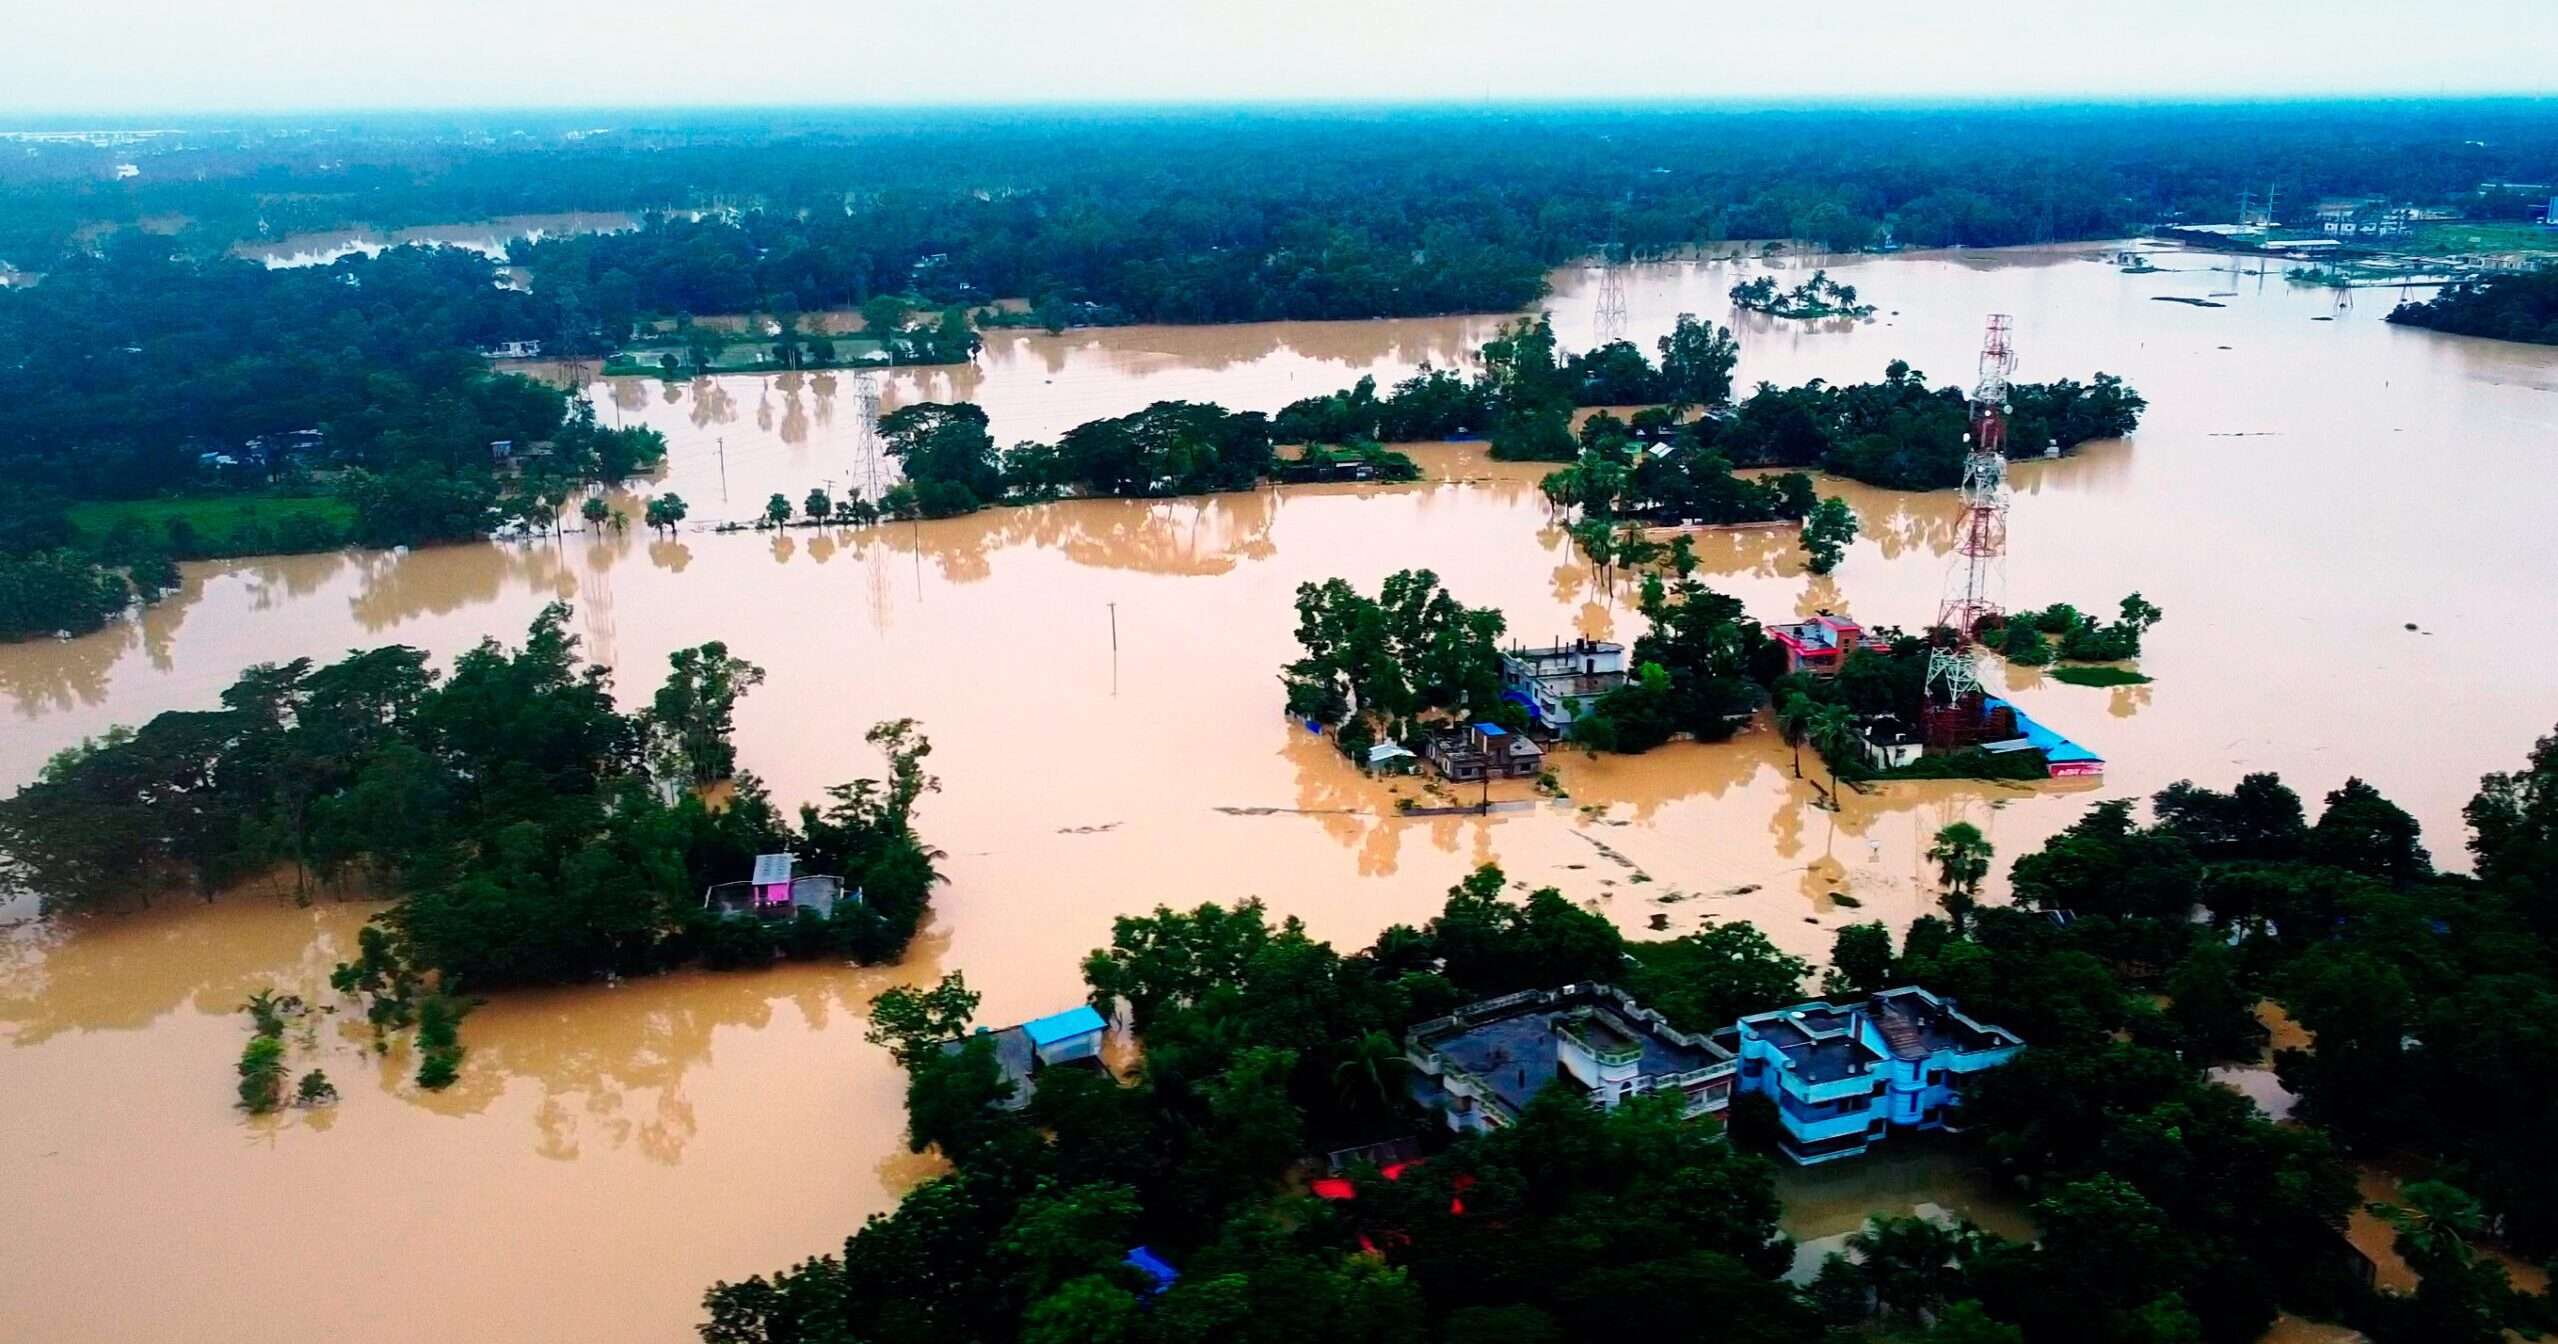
[1767,614,1863,676]
[1923,316,2018,749]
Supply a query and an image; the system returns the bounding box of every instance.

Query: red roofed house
[1767,614,1863,676]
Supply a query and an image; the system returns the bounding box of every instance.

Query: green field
[2049,664,2153,687]
[2410,221,2558,258]
[68,492,355,539]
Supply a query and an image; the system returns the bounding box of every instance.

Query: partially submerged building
[1405,984,1738,1133]
[1499,638,1629,733]
[1767,614,1863,676]
[1716,987,2024,1165]
[1857,714,1924,770]
[945,1004,1110,1110]
[1404,983,2022,1164]
[702,853,851,920]
[1979,696,2104,780]
[1424,721,1544,783]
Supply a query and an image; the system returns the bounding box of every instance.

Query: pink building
[1767,615,1863,676]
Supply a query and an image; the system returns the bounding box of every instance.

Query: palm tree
[2374,1180,2485,1272]
[1806,703,1859,803]
[1846,1214,1963,1321]
[1927,822,1992,931]
[1332,1030,1412,1116]
[1778,692,1816,778]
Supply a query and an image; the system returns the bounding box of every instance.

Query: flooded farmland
[4,244,2556,1343]
[232,210,641,268]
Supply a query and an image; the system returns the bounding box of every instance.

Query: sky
[7,0,2557,116]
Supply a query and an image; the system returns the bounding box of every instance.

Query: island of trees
[1731,269,1878,319]
[1281,559,1764,761]
[0,607,944,1085]
[698,726,2558,1344]
[2386,270,2558,345]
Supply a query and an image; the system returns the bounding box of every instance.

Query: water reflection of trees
[0,882,365,1047]
[411,923,950,1165]
[1,887,952,1166]
[0,573,196,717]
[346,541,565,633]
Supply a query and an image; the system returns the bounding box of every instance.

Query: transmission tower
[851,372,886,503]
[1922,315,2016,746]
[1592,243,1630,346]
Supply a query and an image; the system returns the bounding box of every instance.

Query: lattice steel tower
[1922,315,2016,743]
[851,372,885,503]
[1593,243,1630,345]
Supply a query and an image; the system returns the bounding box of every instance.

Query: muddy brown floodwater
[4,245,2555,1343]
[233,211,642,268]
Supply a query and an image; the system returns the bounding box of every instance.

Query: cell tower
[851,372,886,502]
[1593,243,1630,346]
[1922,315,2016,746]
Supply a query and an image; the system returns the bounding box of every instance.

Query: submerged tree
[648,642,768,786]
[1798,496,1859,574]
[1927,822,1993,931]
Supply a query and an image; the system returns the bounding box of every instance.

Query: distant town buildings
[1404,983,2024,1165]
[1499,638,1628,732]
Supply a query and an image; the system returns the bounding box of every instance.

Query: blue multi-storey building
[1403,982,2021,1164]
[1714,986,2024,1164]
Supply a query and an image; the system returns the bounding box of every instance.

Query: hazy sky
[10,0,2558,116]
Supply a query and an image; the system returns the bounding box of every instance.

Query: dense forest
[13,102,2558,314]
[2387,270,2558,344]
[0,607,944,982]
[0,239,666,640]
[698,726,2558,1344]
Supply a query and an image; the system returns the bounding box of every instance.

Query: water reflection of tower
[1921,315,2015,748]
[1593,242,1630,346]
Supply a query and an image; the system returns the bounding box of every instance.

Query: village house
[1498,638,1628,733]
[701,852,852,920]
[1767,614,1863,676]
[1715,987,2024,1165]
[1857,714,1924,770]
[1424,721,1543,782]
[943,1004,1109,1110]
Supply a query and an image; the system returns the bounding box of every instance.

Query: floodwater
[1774,1142,2033,1282]
[233,211,639,268]
[5,245,2557,1343]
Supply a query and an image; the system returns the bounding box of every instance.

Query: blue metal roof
[1125,1246,1179,1293]
[1021,1004,1107,1047]
[1474,721,1508,737]
[1985,697,2102,764]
